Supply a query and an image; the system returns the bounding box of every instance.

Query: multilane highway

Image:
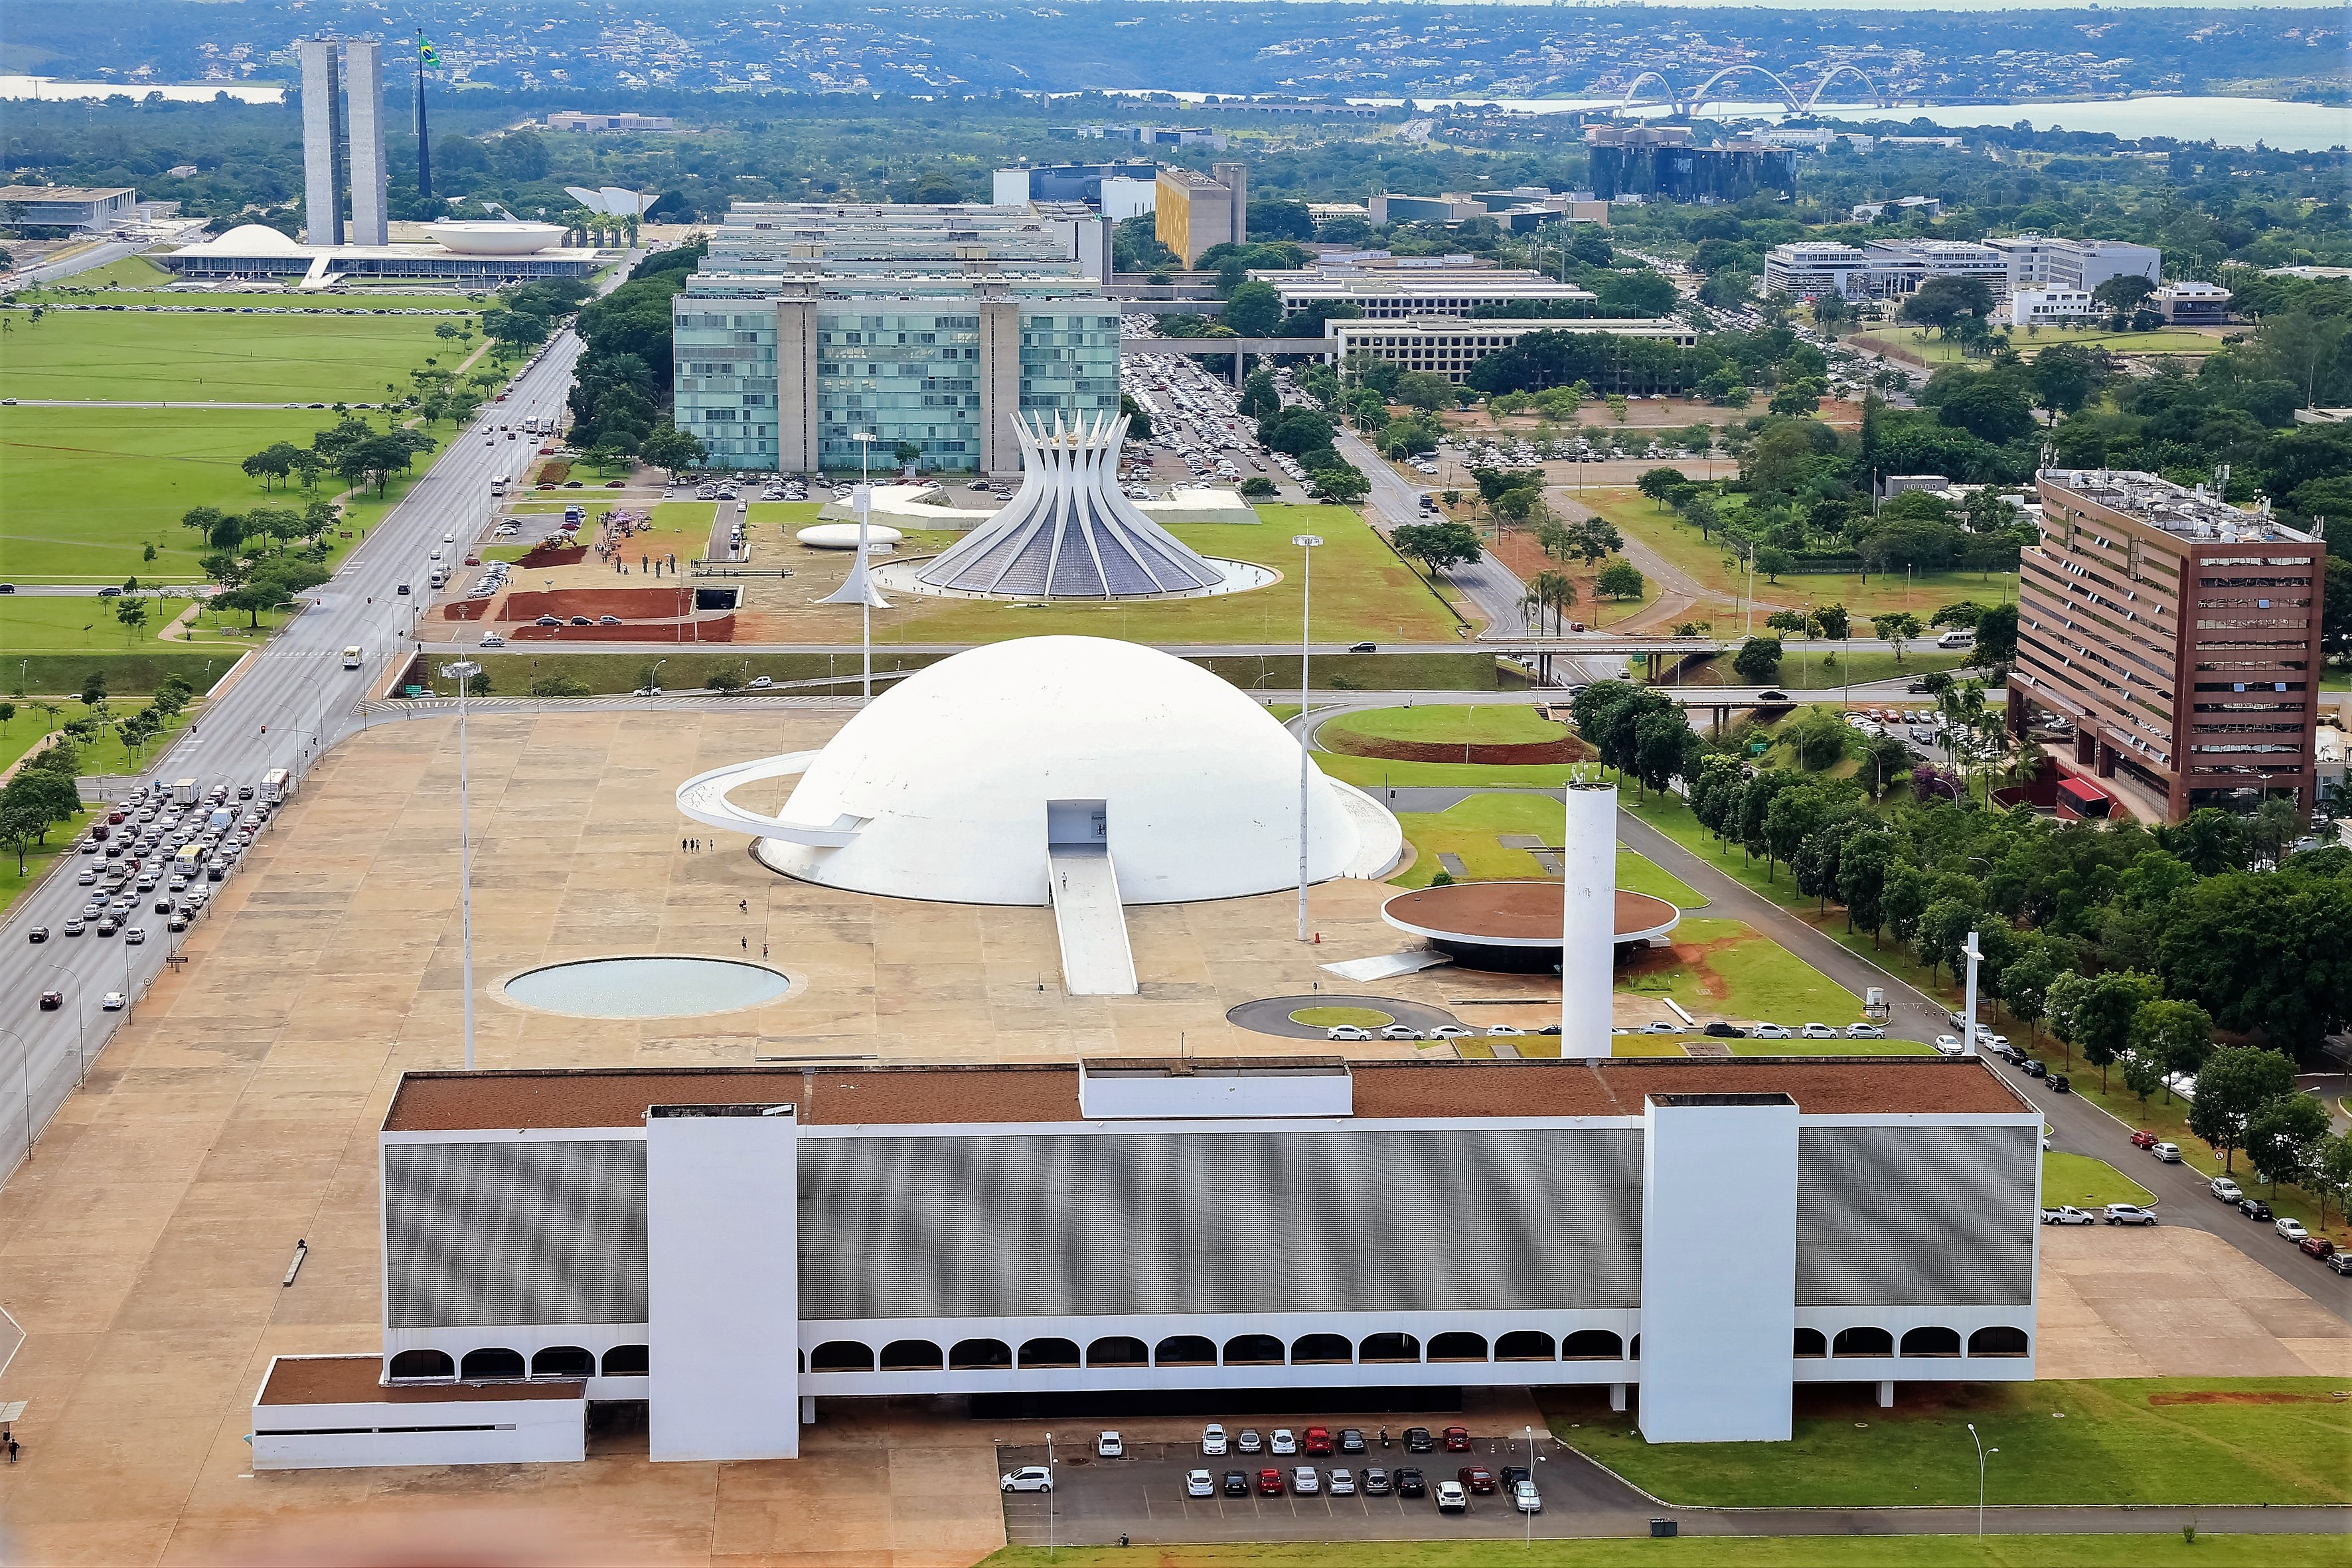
[0,327,586,1178]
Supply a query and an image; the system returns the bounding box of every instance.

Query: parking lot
[998,1431,1661,1545]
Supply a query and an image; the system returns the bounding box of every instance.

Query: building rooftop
[257,1356,584,1406]
[2040,469,2311,544]
[383,1057,2029,1133]
[0,185,134,200]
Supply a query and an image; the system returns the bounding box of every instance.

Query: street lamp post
[439,660,480,1071]
[1293,534,1322,942]
[1967,1423,1998,1543]
[1960,930,1983,1056]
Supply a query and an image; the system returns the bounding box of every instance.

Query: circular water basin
[502,956,791,1018]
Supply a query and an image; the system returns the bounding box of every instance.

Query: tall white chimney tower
[1560,781,1618,1058]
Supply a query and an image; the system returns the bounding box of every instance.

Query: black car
[1500,1465,1531,1490]
[1348,641,1378,653]
[2021,1059,2048,1078]
[1339,1429,1366,1454]
[2049,1075,2072,1094]
[396,583,412,595]
[1404,1427,1434,1454]
[27,925,48,943]
[1395,1467,1428,1497]
[2240,1198,2274,1221]
[1221,1470,1249,1496]
[1702,1020,1745,1038]
[570,615,592,626]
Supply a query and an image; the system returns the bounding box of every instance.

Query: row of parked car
[1176,1464,1537,1513]
[2167,1157,2351,1272]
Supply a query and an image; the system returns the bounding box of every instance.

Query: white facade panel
[647,1107,801,1461]
[1101,177,1157,222]
[344,40,389,247]
[1638,1096,1799,1442]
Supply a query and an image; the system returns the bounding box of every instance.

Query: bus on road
[259,768,290,805]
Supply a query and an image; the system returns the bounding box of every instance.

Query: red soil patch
[2148,1391,2337,1407]
[500,587,692,621]
[517,541,588,569]
[509,614,736,643]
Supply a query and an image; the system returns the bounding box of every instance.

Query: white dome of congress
[750,637,1387,905]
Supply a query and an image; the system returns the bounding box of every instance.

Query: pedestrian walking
[739,898,749,913]
[681,837,688,852]
[741,936,748,951]
[7,1437,18,1464]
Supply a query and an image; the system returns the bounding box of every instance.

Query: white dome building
[677,637,1401,907]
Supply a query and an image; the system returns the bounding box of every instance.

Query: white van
[1936,628,1976,649]
[342,645,362,670]
[429,566,450,589]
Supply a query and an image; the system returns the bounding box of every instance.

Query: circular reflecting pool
[502,956,791,1019]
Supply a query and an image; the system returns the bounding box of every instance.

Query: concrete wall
[345,40,389,247]
[298,40,341,246]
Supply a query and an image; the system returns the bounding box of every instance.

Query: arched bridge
[1615,64,1891,117]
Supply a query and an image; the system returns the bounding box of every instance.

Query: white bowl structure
[674,636,1401,906]
[797,522,904,550]
[424,220,568,256]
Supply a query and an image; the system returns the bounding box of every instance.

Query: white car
[1933,1035,1965,1056]
[2277,1217,2310,1242]
[1292,1466,1320,1495]
[1637,1020,1681,1035]
[1096,1431,1123,1458]
[1435,1480,1468,1514]
[1186,1468,1214,1498]
[1202,1423,1227,1456]
[1270,1428,1298,1455]
[1484,1025,1525,1037]
[1326,1024,1375,1042]
[1978,1033,2009,1051]
[479,633,505,649]
[1750,1023,1793,1040]
[1379,1025,1425,1042]
[748,676,775,690]
[1328,1468,1356,1496]
[2104,1204,2159,1226]
[1845,1022,1886,1039]
[2041,1206,2098,1225]
[2211,1177,2244,1203]
[101,991,127,1011]
[1428,1025,1471,1041]
[1001,1466,1053,1493]
[1798,1022,1838,1040]
[1512,1480,1543,1514]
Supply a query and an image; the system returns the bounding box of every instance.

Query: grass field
[1390,791,1565,887]
[1667,649,1976,690]
[7,254,485,313]
[1291,1006,1394,1028]
[1,307,459,404]
[1315,754,1588,789]
[893,507,1470,645]
[1326,703,1571,747]
[1622,915,1863,1026]
[1547,1377,2352,1508]
[2043,1150,2156,1208]
[0,592,272,657]
[1586,489,2021,623]
[982,1540,2347,1568]
[0,804,94,919]
[1857,324,2225,364]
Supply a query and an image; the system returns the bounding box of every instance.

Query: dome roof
[757,636,1378,905]
[211,223,301,252]
[426,220,567,256]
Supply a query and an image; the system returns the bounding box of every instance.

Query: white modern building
[2002,287,2098,327]
[157,222,598,285]
[1762,242,1872,301]
[1323,315,1697,386]
[297,37,386,247]
[1761,238,2009,302]
[0,185,138,231]
[248,1053,2041,1468]
[1984,235,2161,297]
[1850,195,1938,220]
[1257,267,1598,319]
[2151,280,2231,325]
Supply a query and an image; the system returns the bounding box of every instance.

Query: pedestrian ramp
[1048,844,1137,996]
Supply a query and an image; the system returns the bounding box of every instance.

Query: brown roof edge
[257,1354,586,1407]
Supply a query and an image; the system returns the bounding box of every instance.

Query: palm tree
[1526,570,1579,635]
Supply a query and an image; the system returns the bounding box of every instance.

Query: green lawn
[6,254,485,312]
[1616,846,1703,908]
[1857,324,2224,364]
[1291,1005,1395,1028]
[1390,791,1566,887]
[0,805,94,919]
[1586,489,2021,623]
[1623,914,1863,1026]
[984,1539,2338,1568]
[2043,1150,2156,1208]
[1,307,459,404]
[1547,1377,2351,1508]
[1668,649,1977,690]
[1325,702,1571,747]
[0,592,273,655]
[895,506,1471,644]
[1316,754,1589,789]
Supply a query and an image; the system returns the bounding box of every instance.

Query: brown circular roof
[1380,880,1681,947]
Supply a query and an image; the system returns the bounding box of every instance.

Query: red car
[1257,1468,1284,1495]
[2300,1235,2337,1260]
[2130,1130,2159,1149]
[1442,1425,1472,1452]
[1458,1466,1497,1494]
[1303,1427,1334,1456]
[39,990,63,1010]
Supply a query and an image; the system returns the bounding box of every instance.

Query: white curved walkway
[673,751,866,847]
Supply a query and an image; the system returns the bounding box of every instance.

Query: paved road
[9,239,141,287]
[1616,803,2352,1325]
[0,322,595,1179]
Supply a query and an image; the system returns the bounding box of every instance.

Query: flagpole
[414,30,434,199]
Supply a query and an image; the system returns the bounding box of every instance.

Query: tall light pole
[439,660,479,1071]
[1293,533,1322,942]
[1967,1423,1998,1543]
[1960,931,1983,1056]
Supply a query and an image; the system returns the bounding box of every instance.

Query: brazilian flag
[419,37,439,66]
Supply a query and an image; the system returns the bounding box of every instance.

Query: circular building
[424,220,568,256]
[678,636,1401,906]
[1380,881,1681,973]
[797,522,904,550]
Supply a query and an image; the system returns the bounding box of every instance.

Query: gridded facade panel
[798,1127,1646,1321]
[1794,1127,2036,1307]
[384,1142,649,1329]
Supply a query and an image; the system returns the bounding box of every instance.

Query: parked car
[1363,1467,1392,1495]
[1636,1020,1681,1035]
[1395,1466,1427,1496]
[1799,1022,1838,1039]
[1237,1429,1263,1454]
[1934,1034,1965,1055]
[1326,1024,1375,1041]
[2298,1235,2336,1260]
[1257,1469,1285,1496]
[1293,1466,1320,1495]
[2041,1206,2098,1225]
[1202,1424,1227,1456]
[2277,1217,2310,1242]
[1328,1468,1357,1496]
[1379,1025,1425,1041]
[2240,1198,2274,1221]
[1304,1427,1334,1455]
[2130,1130,2159,1149]
[2104,1204,2159,1226]
[1434,1480,1468,1514]
[1403,1427,1433,1454]
[1339,1428,1366,1454]
[2325,1251,2352,1276]
[1702,1020,1745,1038]
[1186,1469,1214,1498]
[1484,1025,1524,1038]
[1845,1022,1886,1039]
[1512,1479,1543,1514]
[1442,1425,1471,1452]
[1270,1429,1298,1455]
[2050,1075,2073,1094]
[1000,1466,1052,1493]
[1427,1025,1471,1042]
[2152,1142,2181,1162]
[1221,1470,1249,1496]
[2021,1059,2048,1078]
[1752,1022,1796,1040]
[2211,1177,2244,1203]
[1458,1466,1497,1494]
[1095,1431,1122,1458]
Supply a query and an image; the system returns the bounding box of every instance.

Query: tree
[707,666,744,694]
[2315,1133,2352,1229]
[1394,372,1453,415]
[2002,947,2057,1040]
[241,443,300,492]
[2045,970,2091,1067]
[1814,602,1851,641]
[1975,602,2019,666]
[1636,467,1688,508]
[1733,635,1784,685]
[2246,1093,2330,1192]
[1308,463,1370,504]
[2092,275,2156,315]
[2130,998,2212,1105]
[1,767,81,839]
[1634,710,1700,799]
[0,801,48,876]
[1754,545,1794,585]
[1901,276,1996,330]
[638,422,704,480]
[113,596,150,642]
[1871,611,1923,665]
[1390,522,1482,577]
[2075,971,2161,1091]
[2029,344,2099,418]
[1595,560,1645,603]
[1223,279,1283,339]
[2186,1046,2298,1174]
[1917,898,1974,983]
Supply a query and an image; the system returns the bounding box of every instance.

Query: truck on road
[171,777,199,807]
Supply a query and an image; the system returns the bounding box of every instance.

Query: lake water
[0,76,285,104]
[1336,94,2347,151]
